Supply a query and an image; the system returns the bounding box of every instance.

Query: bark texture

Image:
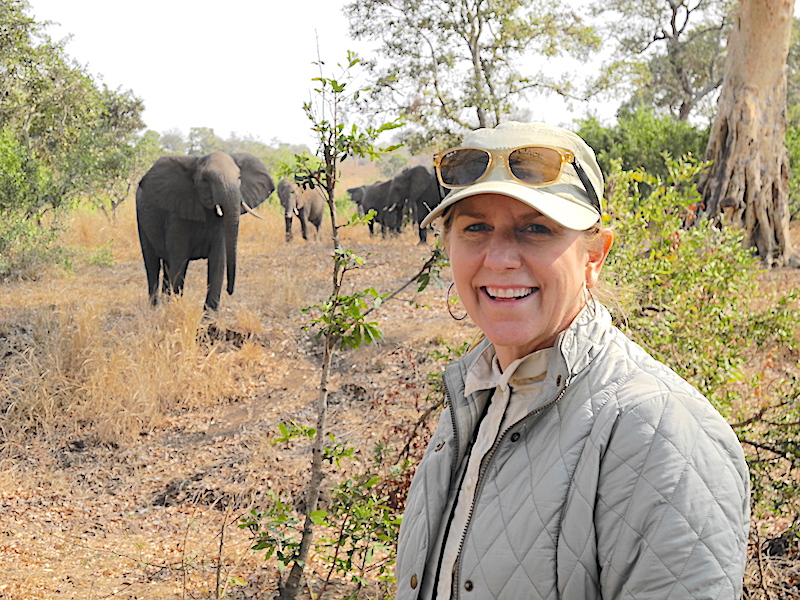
[698,0,799,267]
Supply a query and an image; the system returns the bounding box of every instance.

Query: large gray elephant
[386,165,443,244]
[277,178,325,242]
[136,151,275,310]
[347,179,402,237]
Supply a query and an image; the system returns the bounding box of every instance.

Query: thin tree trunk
[278,338,333,600]
[697,0,800,267]
[278,174,340,600]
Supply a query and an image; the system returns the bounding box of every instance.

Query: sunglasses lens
[438,148,491,186]
[508,147,564,184]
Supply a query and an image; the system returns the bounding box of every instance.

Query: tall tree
[187,127,222,156]
[344,0,599,152]
[0,0,145,212]
[697,0,799,267]
[594,0,734,122]
[159,128,187,154]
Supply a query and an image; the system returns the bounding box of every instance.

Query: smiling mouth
[484,286,537,300]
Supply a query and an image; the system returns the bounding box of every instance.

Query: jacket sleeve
[594,384,750,599]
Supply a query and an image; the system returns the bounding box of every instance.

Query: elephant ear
[139,155,205,222]
[231,153,275,213]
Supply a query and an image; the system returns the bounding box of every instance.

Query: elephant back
[299,185,326,223]
[138,155,205,222]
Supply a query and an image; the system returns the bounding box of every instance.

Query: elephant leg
[284,216,293,243]
[160,260,171,295]
[167,259,190,297]
[138,230,162,305]
[418,226,429,244]
[205,251,225,311]
[298,209,310,241]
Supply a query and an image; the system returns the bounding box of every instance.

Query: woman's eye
[464,222,490,233]
[521,223,551,234]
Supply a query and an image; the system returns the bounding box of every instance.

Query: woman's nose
[483,231,522,271]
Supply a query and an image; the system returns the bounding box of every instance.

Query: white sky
[26,0,618,150]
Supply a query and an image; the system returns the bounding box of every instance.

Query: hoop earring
[446,282,468,321]
[583,282,597,318]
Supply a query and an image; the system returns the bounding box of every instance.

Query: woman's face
[447,194,611,369]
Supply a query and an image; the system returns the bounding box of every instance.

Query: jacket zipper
[431,378,493,599]
[450,380,571,600]
[444,380,461,484]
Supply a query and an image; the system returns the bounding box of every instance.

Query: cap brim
[421,181,600,230]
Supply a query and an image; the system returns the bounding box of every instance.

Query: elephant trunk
[283,195,297,243]
[220,187,241,297]
[225,210,239,296]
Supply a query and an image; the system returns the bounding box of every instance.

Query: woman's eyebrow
[454,209,485,219]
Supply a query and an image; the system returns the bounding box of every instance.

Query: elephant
[347,179,403,237]
[386,165,443,244]
[136,151,275,310]
[277,178,325,242]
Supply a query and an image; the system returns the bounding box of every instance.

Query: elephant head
[387,165,442,243]
[278,178,299,242]
[136,151,274,309]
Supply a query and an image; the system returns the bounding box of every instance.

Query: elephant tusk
[215,205,223,217]
[242,201,263,219]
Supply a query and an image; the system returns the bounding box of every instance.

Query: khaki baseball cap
[422,121,603,230]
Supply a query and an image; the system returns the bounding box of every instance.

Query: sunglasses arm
[571,159,602,213]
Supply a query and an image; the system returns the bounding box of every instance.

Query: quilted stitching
[395,305,749,600]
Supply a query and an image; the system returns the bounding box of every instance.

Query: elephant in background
[387,165,443,244]
[277,178,325,242]
[347,179,403,237]
[136,151,275,310]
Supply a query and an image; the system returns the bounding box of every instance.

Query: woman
[395,122,750,600]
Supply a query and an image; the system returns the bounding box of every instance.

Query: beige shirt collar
[464,343,552,397]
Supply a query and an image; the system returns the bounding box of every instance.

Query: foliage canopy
[344,0,599,152]
[0,0,148,273]
[592,0,734,122]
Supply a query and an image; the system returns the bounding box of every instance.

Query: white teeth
[486,287,533,299]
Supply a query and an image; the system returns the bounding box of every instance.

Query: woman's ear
[585,228,614,289]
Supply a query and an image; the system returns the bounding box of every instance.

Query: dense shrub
[577,107,709,184]
[0,126,66,278]
[785,115,800,220]
[604,156,800,518]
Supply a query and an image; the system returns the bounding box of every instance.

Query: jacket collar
[554,301,614,378]
[446,301,614,406]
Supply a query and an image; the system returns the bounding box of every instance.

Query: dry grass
[0,196,467,599]
[2,201,367,451]
[1,197,798,598]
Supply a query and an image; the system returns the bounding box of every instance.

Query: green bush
[0,126,42,213]
[0,212,69,280]
[0,127,68,279]
[577,107,709,184]
[785,115,800,221]
[605,156,800,518]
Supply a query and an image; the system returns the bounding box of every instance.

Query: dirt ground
[0,211,799,599]
[0,215,480,599]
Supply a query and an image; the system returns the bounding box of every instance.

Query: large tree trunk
[697,0,800,267]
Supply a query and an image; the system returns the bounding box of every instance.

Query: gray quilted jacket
[395,304,750,600]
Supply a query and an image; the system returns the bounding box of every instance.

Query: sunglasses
[433,145,601,213]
